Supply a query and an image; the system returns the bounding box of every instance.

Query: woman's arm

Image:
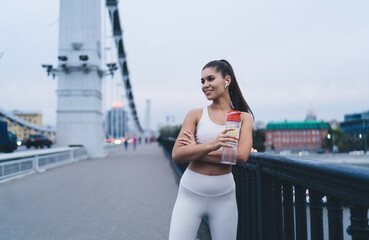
[181,111,253,164]
[235,112,253,163]
[171,109,237,163]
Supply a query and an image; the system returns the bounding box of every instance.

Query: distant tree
[252,129,265,152]
[323,128,369,152]
[159,124,182,139]
[322,128,334,151]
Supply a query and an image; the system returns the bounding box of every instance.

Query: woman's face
[201,67,227,100]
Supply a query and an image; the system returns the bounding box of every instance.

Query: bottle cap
[227,111,241,122]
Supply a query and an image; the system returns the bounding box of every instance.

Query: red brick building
[265,121,330,152]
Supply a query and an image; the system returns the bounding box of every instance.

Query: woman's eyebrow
[201,75,215,80]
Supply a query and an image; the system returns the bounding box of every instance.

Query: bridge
[0,144,178,240]
[1,138,369,240]
[1,0,369,239]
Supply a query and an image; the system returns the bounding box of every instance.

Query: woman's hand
[178,130,196,146]
[210,128,238,151]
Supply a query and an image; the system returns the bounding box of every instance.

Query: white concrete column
[57,0,105,157]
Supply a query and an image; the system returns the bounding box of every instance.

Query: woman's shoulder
[186,108,203,119]
[181,108,203,126]
[240,111,253,126]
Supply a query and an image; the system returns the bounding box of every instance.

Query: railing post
[327,195,343,240]
[271,176,283,240]
[251,169,258,240]
[347,204,369,240]
[34,155,40,172]
[256,162,263,240]
[233,166,243,240]
[239,167,247,240]
[282,181,295,240]
[245,168,252,240]
[70,149,75,162]
[295,184,307,240]
[261,173,273,240]
[309,189,324,240]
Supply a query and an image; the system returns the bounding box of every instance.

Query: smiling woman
[168,60,254,240]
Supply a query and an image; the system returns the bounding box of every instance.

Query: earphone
[225,82,228,88]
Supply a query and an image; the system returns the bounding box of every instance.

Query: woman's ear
[225,75,232,86]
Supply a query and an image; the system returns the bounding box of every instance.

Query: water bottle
[220,111,241,165]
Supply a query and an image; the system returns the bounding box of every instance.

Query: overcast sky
[1,0,368,131]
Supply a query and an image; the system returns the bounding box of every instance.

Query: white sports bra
[195,106,226,144]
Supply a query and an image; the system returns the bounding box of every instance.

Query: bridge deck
[0,144,179,240]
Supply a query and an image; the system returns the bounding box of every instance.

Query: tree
[159,124,182,139]
[323,128,369,153]
[252,129,266,152]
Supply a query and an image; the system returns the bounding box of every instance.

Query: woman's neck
[211,95,233,112]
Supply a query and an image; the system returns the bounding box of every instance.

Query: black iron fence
[161,138,369,240]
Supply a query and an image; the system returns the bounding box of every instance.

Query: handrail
[0,107,55,133]
[160,138,369,240]
[248,153,369,207]
[0,144,125,183]
[0,147,87,182]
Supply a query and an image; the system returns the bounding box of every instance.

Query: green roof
[266,121,330,130]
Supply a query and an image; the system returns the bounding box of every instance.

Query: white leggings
[169,168,238,240]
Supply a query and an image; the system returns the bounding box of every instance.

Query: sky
[0,0,368,132]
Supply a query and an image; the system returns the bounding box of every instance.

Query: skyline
[1,0,368,131]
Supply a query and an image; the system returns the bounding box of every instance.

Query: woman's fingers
[179,135,195,146]
[219,136,238,142]
[219,142,235,148]
[183,131,192,139]
[221,127,236,134]
[179,139,191,145]
[187,130,195,140]
[183,130,195,140]
[179,138,191,142]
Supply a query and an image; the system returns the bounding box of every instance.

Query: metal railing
[160,138,369,240]
[104,143,124,152]
[0,147,87,182]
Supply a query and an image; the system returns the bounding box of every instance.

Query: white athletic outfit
[169,106,238,240]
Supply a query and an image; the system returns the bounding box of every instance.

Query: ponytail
[202,60,254,119]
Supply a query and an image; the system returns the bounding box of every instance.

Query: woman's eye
[201,80,205,84]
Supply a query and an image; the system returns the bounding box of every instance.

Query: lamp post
[362,121,367,153]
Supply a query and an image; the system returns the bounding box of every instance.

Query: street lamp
[106,63,118,77]
[41,64,57,79]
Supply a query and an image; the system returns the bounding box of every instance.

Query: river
[284,152,369,168]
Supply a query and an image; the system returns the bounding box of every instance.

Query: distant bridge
[0,107,55,140]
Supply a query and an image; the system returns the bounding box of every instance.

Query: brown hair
[202,59,254,118]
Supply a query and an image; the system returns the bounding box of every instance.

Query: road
[0,144,179,240]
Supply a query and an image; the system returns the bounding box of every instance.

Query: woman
[169,60,253,240]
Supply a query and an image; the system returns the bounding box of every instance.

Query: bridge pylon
[56,0,105,157]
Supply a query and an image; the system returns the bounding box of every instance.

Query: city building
[2,111,55,141]
[329,119,340,130]
[265,121,329,152]
[5,111,41,139]
[106,102,128,139]
[13,110,42,125]
[305,106,317,121]
[341,110,369,137]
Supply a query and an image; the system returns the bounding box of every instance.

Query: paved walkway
[0,144,179,240]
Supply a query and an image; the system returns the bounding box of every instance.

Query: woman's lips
[205,90,213,96]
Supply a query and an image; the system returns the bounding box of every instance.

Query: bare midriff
[188,160,232,176]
